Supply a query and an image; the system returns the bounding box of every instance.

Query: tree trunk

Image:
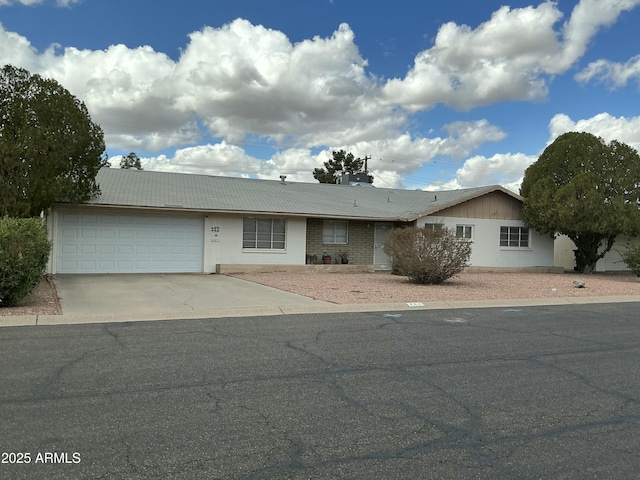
[570,233,616,274]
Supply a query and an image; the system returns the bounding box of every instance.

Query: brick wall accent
[306,218,374,265]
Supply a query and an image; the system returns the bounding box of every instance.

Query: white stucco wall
[554,234,633,272]
[416,216,555,268]
[204,215,306,272]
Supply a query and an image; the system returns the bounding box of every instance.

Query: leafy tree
[0,65,107,218]
[0,217,51,307]
[120,152,143,170]
[520,132,640,273]
[621,242,640,277]
[384,226,471,284]
[313,149,372,184]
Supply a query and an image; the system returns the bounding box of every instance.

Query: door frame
[373,222,393,270]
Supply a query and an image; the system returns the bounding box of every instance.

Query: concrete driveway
[53,274,332,322]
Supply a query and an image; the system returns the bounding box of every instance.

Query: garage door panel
[118,245,134,254]
[117,260,134,270]
[61,260,77,270]
[80,260,97,270]
[62,245,77,254]
[56,210,204,274]
[100,245,115,254]
[62,228,78,239]
[99,260,116,270]
[81,245,96,254]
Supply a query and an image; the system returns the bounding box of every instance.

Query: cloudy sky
[1,0,640,192]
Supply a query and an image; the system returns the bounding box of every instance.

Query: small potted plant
[339,250,350,264]
[306,253,318,264]
[322,252,332,264]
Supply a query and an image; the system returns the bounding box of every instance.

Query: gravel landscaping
[2,271,639,317]
[0,276,62,316]
[230,271,640,304]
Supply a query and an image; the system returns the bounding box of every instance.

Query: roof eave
[404,185,523,221]
[52,202,401,221]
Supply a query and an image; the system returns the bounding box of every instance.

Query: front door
[374,223,393,270]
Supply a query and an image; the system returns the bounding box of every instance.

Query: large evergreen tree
[313,150,372,184]
[0,65,107,217]
[520,132,640,273]
[120,152,144,170]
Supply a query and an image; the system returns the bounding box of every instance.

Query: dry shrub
[384,226,471,284]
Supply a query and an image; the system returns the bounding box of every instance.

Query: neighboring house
[45,168,555,274]
[554,234,632,272]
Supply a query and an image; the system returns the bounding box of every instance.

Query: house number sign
[210,225,221,242]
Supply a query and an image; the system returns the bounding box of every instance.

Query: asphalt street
[1,303,640,479]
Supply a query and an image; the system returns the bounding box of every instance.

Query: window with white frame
[242,218,286,249]
[456,225,473,240]
[500,226,529,248]
[423,223,444,232]
[323,220,348,244]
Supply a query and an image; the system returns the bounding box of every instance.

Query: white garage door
[55,210,204,274]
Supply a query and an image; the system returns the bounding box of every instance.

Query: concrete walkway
[2,273,640,327]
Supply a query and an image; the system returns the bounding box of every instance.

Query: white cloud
[575,54,640,88]
[429,111,640,194]
[174,20,394,145]
[548,113,640,151]
[382,0,640,111]
[135,142,262,178]
[556,0,640,72]
[40,44,194,151]
[0,18,509,182]
[0,0,41,5]
[0,19,398,151]
[122,118,506,187]
[2,1,638,190]
[439,120,507,159]
[433,110,640,194]
[0,0,80,5]
[0,23,39,70]
[424,153,536,193]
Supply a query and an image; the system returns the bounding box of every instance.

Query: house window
[423,223,444,232]
[323,220,348,244]
[456,225,473,240]
[243,218,286,249]
[500,226,529,248]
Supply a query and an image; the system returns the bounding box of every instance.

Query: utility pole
[363,155,371,173]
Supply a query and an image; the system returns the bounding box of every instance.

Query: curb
[2,295,640,327]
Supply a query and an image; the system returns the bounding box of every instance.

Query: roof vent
[279,175,287,185]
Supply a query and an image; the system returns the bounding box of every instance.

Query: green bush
[0,217,51,307]
[384,226,471,284]
[621,243,640,277]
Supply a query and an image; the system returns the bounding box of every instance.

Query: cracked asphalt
[2,302,640,479]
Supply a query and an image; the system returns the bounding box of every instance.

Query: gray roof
[76,168,522,221]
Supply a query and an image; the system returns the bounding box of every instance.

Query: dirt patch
[0,275,62,316]
[230,271,640,304]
